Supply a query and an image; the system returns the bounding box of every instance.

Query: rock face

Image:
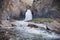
[40,9,60,18]
[0,28,16,40]
[32,0,53,18]
[33,0,53,11]
[47,21,60,34]
[0,0,33,20]
[21,0,33,6]
[32,0,60,18]
[0,0,60,20]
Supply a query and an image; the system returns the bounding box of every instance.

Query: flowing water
[10,21,60,40]
[24,9,32,21]
[8,9,60,40]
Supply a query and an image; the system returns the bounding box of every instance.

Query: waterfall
[24,9,32,21]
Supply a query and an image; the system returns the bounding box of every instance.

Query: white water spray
[24,9,32,21]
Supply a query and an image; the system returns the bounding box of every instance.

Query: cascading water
[24,9,32,21]
[10,9,60,40]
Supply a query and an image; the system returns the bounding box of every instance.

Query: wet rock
[28,24,38,28]
[47,21,60,34]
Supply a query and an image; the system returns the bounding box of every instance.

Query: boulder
[28,24,38,28]
[47,21,60,34]
[0,20,15,28]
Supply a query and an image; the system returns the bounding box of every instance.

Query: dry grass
[33,18,60,23]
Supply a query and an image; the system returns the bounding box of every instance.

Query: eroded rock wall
[0,0,59,20]
[32,0,53,18]
[0,0,33,20]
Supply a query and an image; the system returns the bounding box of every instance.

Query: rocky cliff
[0,0,33,20]
[32,0,60,18]
[0,0,60,20]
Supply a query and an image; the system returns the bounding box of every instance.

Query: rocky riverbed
[0,20,60,40]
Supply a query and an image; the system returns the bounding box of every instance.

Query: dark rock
[0,28,17,40]
[0,29,10,40]
[41,9,60,18]
[28,24,38,28]
[11,24,16,27]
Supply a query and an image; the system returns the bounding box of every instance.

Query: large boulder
[0,20,15,28]
[47,21,60,34]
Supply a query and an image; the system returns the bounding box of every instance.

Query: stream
[7,21,60,40]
